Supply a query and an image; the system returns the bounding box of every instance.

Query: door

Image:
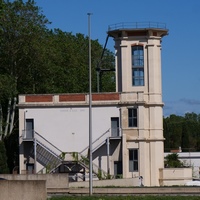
[26,119,34,139]
[26,163,34,174]
[111,117,119,137]
[114,161,122,178]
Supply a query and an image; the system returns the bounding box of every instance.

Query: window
[128,108,137,127]
[132,45,144,86]
[129,149,138,172]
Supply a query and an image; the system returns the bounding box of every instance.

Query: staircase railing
[22,130,65,174]
[22,129,111,178]
[36,141,63,173]
[82,153,108,179]
[34,131,63,157]
[77,128,112,179]
[80,129,110,156]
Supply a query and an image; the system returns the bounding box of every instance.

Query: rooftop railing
[108,22,167,31]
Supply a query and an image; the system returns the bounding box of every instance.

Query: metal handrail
[79,129,110,154]
[36,140,62,161]
[108,21,167,31]
[34,131,63,154]
[77,152,108,177]
[22,130,64,174]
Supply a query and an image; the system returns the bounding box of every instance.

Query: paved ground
[47,187,200,196]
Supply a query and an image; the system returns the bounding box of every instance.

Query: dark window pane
[129,150,133,160]
[134,150,138,160]
[129,149,138,172]
[132,45,144,86]
[128,108,137,127]
[134,161,138,171]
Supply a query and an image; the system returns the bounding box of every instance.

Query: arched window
[131,45,144,86]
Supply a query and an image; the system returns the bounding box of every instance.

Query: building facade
[18,22,168,186]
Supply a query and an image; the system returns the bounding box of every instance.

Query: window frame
[129,149,139,172]
[131,45,144,86]
[128,107,138,127]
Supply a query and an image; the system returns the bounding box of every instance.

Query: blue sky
[34,0,200,117]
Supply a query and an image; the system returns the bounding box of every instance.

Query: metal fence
[108,22,167,31]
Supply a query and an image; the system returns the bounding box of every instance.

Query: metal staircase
[80,129,110,156]
[22,130,64,173]
[31,140,63,173]
[22,128,120,180]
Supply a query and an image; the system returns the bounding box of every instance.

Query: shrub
[165,153,183,168]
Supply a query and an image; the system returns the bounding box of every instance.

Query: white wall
[24,106,120,153]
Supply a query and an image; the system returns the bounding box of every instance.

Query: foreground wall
[0,174,69,189]
[0,180,46,200]
[69,177,141,188]
[164,152,200,178]
[159,168,192,186]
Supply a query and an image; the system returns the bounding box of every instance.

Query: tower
[108,22,168,186]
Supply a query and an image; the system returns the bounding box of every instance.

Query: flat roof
[108,22,167,31]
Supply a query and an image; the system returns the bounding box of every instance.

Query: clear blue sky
[34,0,200,117]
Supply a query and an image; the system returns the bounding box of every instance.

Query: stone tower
[108,22,168,186]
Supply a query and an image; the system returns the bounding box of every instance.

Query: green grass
[49,196,200,200]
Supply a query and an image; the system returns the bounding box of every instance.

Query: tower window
[128,108,137,127]
[132,45,144,86]
[129,149,138,172]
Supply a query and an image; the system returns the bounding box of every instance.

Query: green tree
[164,115,184,151]
[0,0,115,171]
[181,121,190,152]
[164,112,200,152]
[0,141,9,173]
[1,0,51,93]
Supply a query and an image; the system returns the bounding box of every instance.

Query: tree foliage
[164,112,200,152]
[0,0,115,135]
[0,0,115,172]
[0,141,9,173]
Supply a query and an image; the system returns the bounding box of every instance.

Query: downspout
[34,134,37,174]
[107,137,110,176]
[24,110,27,138]
[119,108,122,137]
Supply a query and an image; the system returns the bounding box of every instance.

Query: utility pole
[87,12,93,196]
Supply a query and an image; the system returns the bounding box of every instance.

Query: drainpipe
[119,108,122,136]
[34,134,37,174]
[107,137,110,176]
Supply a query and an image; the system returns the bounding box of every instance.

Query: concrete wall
[69,177,141,188]
[0,174,69,189]
[19,105,120,173]
[22,107,120,153]
[0,180,46,200]
[165,152,200,178]
[159,168,192,186]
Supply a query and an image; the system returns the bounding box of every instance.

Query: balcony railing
[108,22,167,31]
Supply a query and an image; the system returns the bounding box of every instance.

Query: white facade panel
[24,106,120,153]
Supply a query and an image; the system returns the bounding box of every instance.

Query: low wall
[69,178,141,188]
[159,168,192,186]
[0,180,46,200]
[0,174,69,189]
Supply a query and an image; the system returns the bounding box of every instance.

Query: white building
[18,22,168,186]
